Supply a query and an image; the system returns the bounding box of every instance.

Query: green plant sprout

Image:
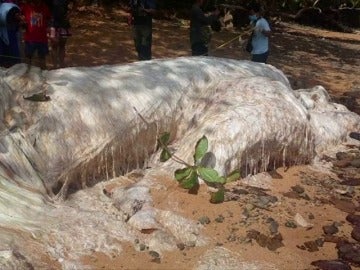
[158,132,240,203]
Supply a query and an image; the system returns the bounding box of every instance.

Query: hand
[213,9,220,17]
[127,14,133,26]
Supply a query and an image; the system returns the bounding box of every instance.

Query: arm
[261,29,271,37]
[142,8,155,15]
[194,6,219,25]
[142,0,156,15]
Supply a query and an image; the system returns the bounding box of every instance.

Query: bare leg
[38,56,46,70]
[25,56,32,72]
[49,38,59,68]
[58,37,67,68]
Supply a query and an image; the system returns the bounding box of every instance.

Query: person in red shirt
[21,0,51,69]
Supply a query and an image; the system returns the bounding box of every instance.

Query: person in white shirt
[249,3,271,63]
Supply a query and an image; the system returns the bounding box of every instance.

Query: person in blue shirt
[249,3,271,63]
[128,0,156,61]
[0,2,22,67]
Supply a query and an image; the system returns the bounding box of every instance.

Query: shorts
[251,51,269,64]
[24,42,49,58]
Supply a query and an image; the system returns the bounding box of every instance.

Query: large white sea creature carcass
[0,57,359,269]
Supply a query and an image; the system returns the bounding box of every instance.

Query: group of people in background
[0,0,271,70]
[128,0,271,64]
[0,0,71,69]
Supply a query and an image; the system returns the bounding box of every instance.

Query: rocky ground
[40,6,360,270]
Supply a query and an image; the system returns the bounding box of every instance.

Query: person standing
[128,0,156,61]
[0,2,22,67]
[48,0,72,68]
[49,0,71,68]
[248,3,271,63]
[21,0,51,69]
[190,0,219,56]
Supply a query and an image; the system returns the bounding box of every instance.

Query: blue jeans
[132,24,152,60]
[0,29,21,67]
[251,51,269,63]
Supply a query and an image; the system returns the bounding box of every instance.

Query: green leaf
[180,169,198,189]
[160,148,171,162]
[175,167,193,181]
[158,132,170,146]
[226,170,241,183]
[193,135,208,164]
[210,188,225,204]
[198,167,224,183]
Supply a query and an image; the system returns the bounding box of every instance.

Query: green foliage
[210,187,225,204]
[197,167,225,184]
[225,170,241,183]
[160,148,172,162]
[158,132,172,161]
[158,133,241,203]
[193,135,208,164]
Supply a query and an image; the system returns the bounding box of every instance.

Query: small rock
[324,235,346,244]
[333,159,351,168]
[351,226,360,242]
[311,260,351,270]
[149,250,160,258]
[186,241,196,247]
[340,178,360,186]
[308,213,315,220]
[336,152,353,161]
[241,209,250,219]
[315,238,324,247]
[304,240,319,252]
[215,215,225,223]
[269,220,279,234]
[231,188,249,195]
[246,230,284,251]
[291,185,305,194]
[337,242,360,265]
[238,236,251,244]
[334,188,349,195]
[244,203,255,212]
[198,216,211,225]
[299,192,311,200]
[139,243,146,251]
[323,223,339,235]
[283,191,301,199]
[177,243,185,251]
[294,213,313,228]
[267,233,284,251]
[285,220,297,228]
[350,159,360,168]
[345,186,355,196]
[255,233,268,248]
[227,234,237,242]
[297,245,306,250]
[332,197,357,213]
[346,214,360,226]
[254,195,277,209]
